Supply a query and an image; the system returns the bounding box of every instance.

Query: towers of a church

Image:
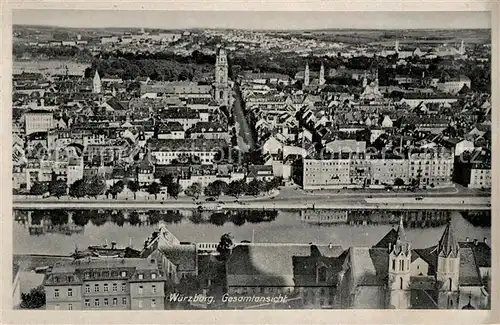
[436,222,460,309]
[93,70,102,94]
[387,218,412,309]
[304,62,310,87]
[459,40,465,55]
[214,47,229,107]
[319,62,325,86]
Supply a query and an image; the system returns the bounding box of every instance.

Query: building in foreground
[225,220,490,309]
[44,258,165,310]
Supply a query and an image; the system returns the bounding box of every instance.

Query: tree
[85,176,107,198]
[246,179,262,196]
[394,178,405,187]
[48,179,67,198]
[226,179,247,198]
[30,182,48,196]
[204,180,228,198]
[20,285,45,309]
[109,181,125,199]
[127,180,140,200]
[167,182,182,199]
[160,174,174,187]
[185,182,202,200]
[216,233,234,261]
[69,179,86,198]
[147,182,161,200]
[90,211,107,227]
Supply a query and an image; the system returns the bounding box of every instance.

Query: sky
[13,10,490,30]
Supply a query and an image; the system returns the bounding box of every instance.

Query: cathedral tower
[319,62,325,86]
[436,222,460,309]
[304,62,310,87]
[214,47,229,107]
[387,218,412,309]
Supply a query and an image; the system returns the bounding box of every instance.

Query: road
[12,196,490,211]
[232,85,255,151]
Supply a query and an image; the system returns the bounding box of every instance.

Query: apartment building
[408,150,454,187]
[148,138,228,165]
[303,159,350,190]
[44,258,165,310]
[25,110,54,135]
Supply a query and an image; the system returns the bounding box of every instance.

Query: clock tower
[214,47,229,106]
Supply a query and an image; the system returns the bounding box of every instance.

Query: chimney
[328,243,334,249]
[466,237,470,242]
[483,237,488,245]
[111,241,116,249]
[473,239,478,246]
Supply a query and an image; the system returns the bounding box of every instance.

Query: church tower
[319,62,325,86]
[214,47,229,107]
[387,218,412,309]
[435,222,460,309]
[304,62,310,87]
[459,40,465,55]
[93,70,102,94]
[395,40,400,53]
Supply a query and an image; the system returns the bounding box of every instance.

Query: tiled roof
[189,122,227,133]
[227,244,344,287]
[459,241,491,268]
[459,247,482,286]
[158,244,197,272]
[158,122,184,133]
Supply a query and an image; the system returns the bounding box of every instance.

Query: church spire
[304,62,310,86]
[437,221,459,258]
[389,217,410,255]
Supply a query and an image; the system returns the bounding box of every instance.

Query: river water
[13,209,490,255]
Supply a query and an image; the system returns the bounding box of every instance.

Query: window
[54,289,59,298]
[104,298,109,306]
[113,298,118,306]
[138,286,143,295]
[93,272,100,278]
[151,299,156,308]
[122,297,127,305]
[449,278,452,291]
[104,284,109,292]
[400,277,403,290]
[95,299,100,307]
[85,284,90,293]
[151,273,157,279]
[392,260,396,271]
[84,299,90,307]
[68,304,73,310]
[152,285,156,294]
[67,276,74,283]
[121,271,127,277]
[67,288,73,297]
[94,284,99,292]
[122,283,127,292]
[138,300,143,309]
[138,273,144,280]
[112,283,117,292]
[102,271,109,278]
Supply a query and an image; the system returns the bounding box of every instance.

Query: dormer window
[121,271,127,277]
[138,273,144,280]
[151,273,157,279]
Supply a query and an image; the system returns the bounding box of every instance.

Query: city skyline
[13,10,490,30]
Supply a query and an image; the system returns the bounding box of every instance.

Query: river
[13,209,490,255]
